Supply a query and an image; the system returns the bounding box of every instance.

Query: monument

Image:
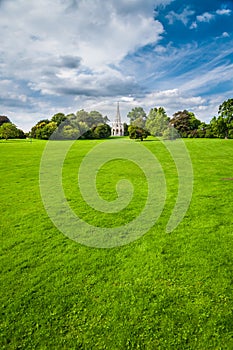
[111,102,124,136]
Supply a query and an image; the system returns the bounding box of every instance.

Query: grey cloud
[54,78,143,98]
[0,96,31,109]
[58,56,81,69]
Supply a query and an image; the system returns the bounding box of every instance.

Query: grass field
[1,137,233,349]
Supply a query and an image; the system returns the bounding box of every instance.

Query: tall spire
[111,101,124,137]
[116,101,121,124]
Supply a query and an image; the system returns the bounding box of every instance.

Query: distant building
[111,102,124,136]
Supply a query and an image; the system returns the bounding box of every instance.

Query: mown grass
[1,137,233,349]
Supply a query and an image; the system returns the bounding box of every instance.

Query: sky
[0,0,233,131]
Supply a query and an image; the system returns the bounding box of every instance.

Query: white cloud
[190,21,197,29]
[0,0,175,130]
[221,32,230,38]
[216,9,231,16]
[0,0,166,73]
[0,2,166,88]
[0,0,232,131]
[196,12,215,23]
[191,8,231,29]
[141,89,205,112]
[166,7,195,25]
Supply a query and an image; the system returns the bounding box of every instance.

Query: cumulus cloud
[222,32,230,38]
[142,89,205,112]
[0,0,176,129]
[0,0,232,131]
[0,0,165,72]
[0,0,169,100]
[196,12,215,23]
[191,8,231,29]
[216,9,231,16]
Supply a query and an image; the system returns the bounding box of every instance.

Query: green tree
[92,124,111,139]
[76,110,106,128]
[0,123,21,140]
[127,107,147,128]
[123,122,129,136]
[30,120,50,139]
[163,126,177,140]
[146,107,170,136]
[218,98,233,138]
[128,125,149,141]
[62,125,80,140]
[40,122,57,139]
[170,110,201,137]
[30,119,58,140]
[30,110,111,140]
[210,116,228,139]
[0,116,11,127]
[51,113,67,126]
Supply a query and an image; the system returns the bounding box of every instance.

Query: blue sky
[0,0,233,131]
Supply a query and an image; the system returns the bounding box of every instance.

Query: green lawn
[1,137,233,349]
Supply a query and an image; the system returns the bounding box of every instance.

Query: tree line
[0,116,25,140]
[30,110,111,140]
[126,98,233,141]
[0,98,232,140]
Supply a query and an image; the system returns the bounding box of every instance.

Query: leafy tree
[131,116,146,129]
[146,107,170,136]
[62,125,80,140]
[219,98,233,122]
[76,110,106,128]
[40,122,57,139]
[30,119,59,140]
[218,98,233,138]
[17,128,26,139]
[89,110,105,126]
[103,115,110,124]
[210,116,228,139]
[0,123,22,140]
[195,122,208,138]
[30,109,111,140]
[127,107,147,128]
[163,126,177,140]
[170,110,201,137]
[51,113,67,126]
[76,110,90,124]
[92,124,111,139]
[128,125,149,141]
[123,122,129,136]
[0,116,11,127]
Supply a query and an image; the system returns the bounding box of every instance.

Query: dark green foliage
[0,115,11,126]
[92,124,111,139]
[51,113,67,126]
[123,122,129,136]
[218,98,233,123]
[128,124,149,141]
[0,116,25,140]
[170,110,201,138]
[209,99,233,139]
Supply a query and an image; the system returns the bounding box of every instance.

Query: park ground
[1,137,233,349]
